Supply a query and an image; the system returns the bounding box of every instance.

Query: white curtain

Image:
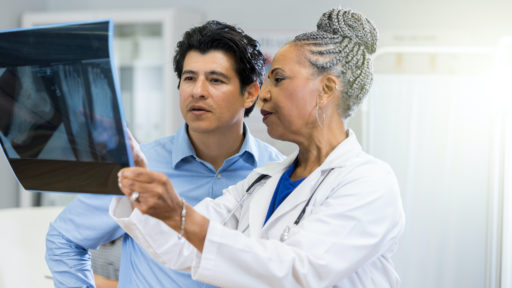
[364,74,491,288]
[495,38,512,288]
[501,102,512,288]
[502,105,512,288]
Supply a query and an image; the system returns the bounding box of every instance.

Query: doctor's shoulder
[333,151,401,199]
[323,152,405,229]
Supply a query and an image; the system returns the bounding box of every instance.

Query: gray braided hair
[293,8,378,119]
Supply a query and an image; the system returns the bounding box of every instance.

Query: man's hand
[94,274,118,288]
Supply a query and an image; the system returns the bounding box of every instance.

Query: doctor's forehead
[268,44,305,73]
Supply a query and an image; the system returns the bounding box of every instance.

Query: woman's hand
[126,129,147,168]
[118,167,181,228]
[117,167,210,252]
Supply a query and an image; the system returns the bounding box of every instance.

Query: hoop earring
[316,102,326,127]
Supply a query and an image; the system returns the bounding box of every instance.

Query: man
[45,20,284,287]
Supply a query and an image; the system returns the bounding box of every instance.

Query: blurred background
[0,0,511,287]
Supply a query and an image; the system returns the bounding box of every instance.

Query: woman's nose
[258,79,271,105]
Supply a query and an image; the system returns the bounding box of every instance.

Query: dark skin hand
[117,167,209,252]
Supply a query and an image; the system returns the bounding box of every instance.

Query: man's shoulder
[250,136,285,163]
[140,135,176,155]
[141,134,176,148]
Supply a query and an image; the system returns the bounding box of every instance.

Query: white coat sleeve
[108,172,256,272]
[109,197,197,271]
[190,166,404,288]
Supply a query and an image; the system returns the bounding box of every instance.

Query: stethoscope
[222,168,334,242]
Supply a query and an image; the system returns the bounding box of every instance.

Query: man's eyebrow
[182,70,197,76]
[206,71,230,81]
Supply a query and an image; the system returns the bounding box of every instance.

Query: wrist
[178,198,186,239]
[184,207,209,252]
[164,198,183,232]
[163,200,209,252]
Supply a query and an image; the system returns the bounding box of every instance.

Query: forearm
[46,223,95,287]
[118,167,211,252]
[110,197,199,271]
[163,203,210,252]
[46,195,124,287]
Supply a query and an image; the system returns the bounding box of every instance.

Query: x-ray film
[0,20,133,195]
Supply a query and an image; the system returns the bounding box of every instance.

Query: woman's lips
[261,109,272,121]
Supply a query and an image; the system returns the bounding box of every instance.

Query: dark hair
[173,20,266,117]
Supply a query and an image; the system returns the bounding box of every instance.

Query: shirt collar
[171,123,197,168]
[238,122,259,166]
[171,122,258,168]
[319,128,362,169]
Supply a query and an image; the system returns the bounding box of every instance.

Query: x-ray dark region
[0,21,133,194]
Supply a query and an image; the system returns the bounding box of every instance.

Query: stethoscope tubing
[222,168,334,228]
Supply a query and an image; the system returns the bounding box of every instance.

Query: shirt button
[216,173,222,179]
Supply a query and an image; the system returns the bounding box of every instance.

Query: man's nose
[192,78,208,98]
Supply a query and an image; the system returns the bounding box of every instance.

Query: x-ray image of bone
[0,61,123,163]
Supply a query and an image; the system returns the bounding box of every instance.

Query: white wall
[43,0,512,46]
[0,0,45,29]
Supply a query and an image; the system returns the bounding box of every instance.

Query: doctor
[113,8,405,288]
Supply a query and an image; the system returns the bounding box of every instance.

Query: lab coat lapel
[262,130,361,230]
[248,154,296,237]
[262,169,322,230]
[247,174,278,237]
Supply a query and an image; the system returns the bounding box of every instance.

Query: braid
[292,8,378,119]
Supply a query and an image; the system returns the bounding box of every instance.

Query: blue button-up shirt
[46,123,284,287]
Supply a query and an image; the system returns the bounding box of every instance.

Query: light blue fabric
[46,123,284,288]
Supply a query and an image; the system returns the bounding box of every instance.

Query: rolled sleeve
[45,195,125,287]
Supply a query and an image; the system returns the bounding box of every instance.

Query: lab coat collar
[249,129,363,232]
[316,128,362,170]
[253,129,362,175]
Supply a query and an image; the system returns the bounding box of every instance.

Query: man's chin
[186,121,216,134]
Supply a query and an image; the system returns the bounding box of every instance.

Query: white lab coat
[110,130,405,288]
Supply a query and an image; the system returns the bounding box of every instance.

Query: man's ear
[243,82,260,108]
